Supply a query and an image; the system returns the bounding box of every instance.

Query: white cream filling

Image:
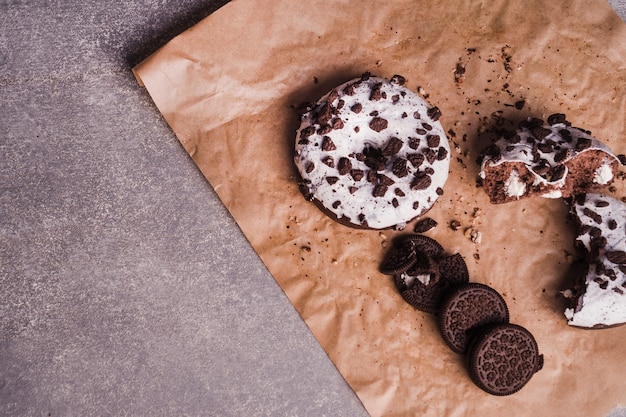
[401,272,431,287]
[504,169,526,198]
[593,162,614,185]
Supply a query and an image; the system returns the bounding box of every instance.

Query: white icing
[295,76,450,229]
[593,162,614,185]
[504,169,526,198]
[566,193,626,327]
[479,119,619,200]
[541,190,562,199]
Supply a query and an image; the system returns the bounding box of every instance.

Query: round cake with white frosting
[478,114,621,204]
[294,73,450,229]
[564,193,626,328]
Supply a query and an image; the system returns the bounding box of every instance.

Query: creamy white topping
[566,193,626,327]
[294,75,450,229]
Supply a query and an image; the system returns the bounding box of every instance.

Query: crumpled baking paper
[133,0,626,415]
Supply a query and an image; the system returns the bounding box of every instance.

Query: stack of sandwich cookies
[563,193,626,328]
[380,234,543,395]
[294,73,451,229]
[380,234,467,314]
[479,114,621,204]
[437,283,509,354]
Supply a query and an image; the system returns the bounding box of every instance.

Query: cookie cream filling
[402,272,432,287]
[295,74,450,229]
[593,162,614,185]
[565,193,626,328]
[504,169,526,198]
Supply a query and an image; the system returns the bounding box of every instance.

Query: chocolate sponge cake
[294,73,450,229]
[479,115,620,204]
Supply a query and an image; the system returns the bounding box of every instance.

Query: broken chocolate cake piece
[478,115,621,204]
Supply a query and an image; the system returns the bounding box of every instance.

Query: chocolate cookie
[294,73,450,229]
[394,255,469,314]
[466,323,543,396]
[437,283,509,353]
[438,253,470,286]
[392,233,444,258]
[478,114,621,204]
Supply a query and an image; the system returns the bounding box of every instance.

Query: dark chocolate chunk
[411,172,432,190]
[350,169,364,181]
[437,147,448,161]
[331,118,344,130]
[554,148,569,163]
[382,137,403,156]
[427,106,442,121]
[351,103,363,113]
[321,136,336,151]
[427,134,441,148]
[322,156,334,167]
[300,125,316,141]
[373,184,388,197]
[337,157,352,175]
[537,142,554,153]
[392,158,409,178]
[378,174,395,186]
[369,82,383,101]
[559,128,573,142]
[413,217,438,233]
[407,153,425,169]
[606,251,626,265]
[305,162,315,173]
[369,117,388,132]
[408,137,420,149]
[576,137,592,151]
[548,165,566,182]
[424,148,438,164]
[316,102,333,126]
[390,74,406,85]
[326,176,339,185]
[317,125,332,135]
[583,207,603,224]
[547,113,567,125]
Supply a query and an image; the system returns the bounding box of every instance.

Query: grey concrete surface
[1,1,624,416]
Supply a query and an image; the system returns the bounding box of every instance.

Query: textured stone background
[1,1,625,416]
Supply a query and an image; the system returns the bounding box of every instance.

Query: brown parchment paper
[133,0,626,415]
